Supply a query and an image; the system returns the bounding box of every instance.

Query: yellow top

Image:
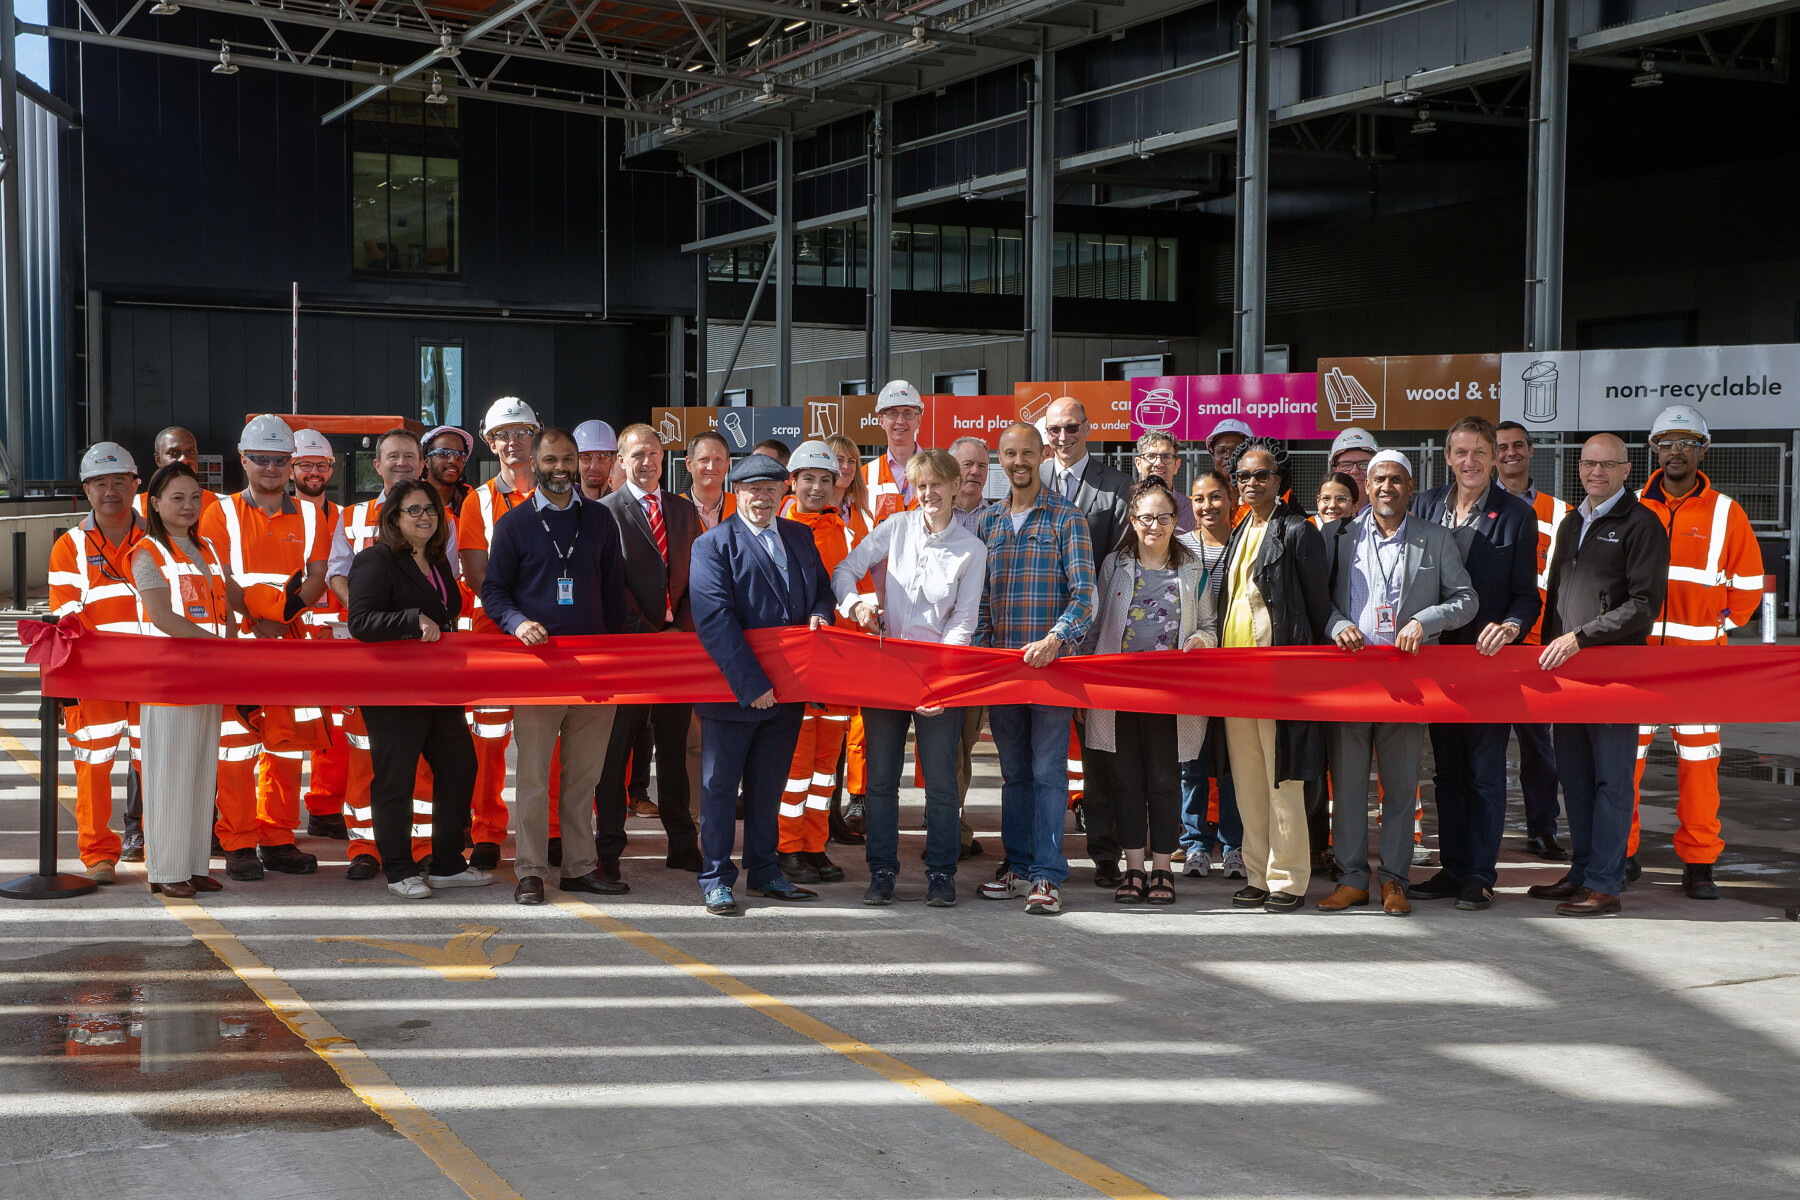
[1223,518,1270,649]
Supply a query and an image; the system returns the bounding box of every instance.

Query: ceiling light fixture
[782,19,807,31]
[149,0,180,13]
[666,115,694,137]
[1410,105,1436,134]
[751,79,781,103]
[424,72,449,105]
[901,23,934,51]
[686,62,705,71]
[1392,89,1419,104]
[747,35,762,46]
[438,31,459,58]
[1632,54,1664,87]
[212,46,239,74]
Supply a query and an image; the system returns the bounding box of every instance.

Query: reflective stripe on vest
[133,537,229,637]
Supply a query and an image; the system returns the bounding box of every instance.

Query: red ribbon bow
[17,618,82,672]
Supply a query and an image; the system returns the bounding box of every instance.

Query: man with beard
[423,425,474,516]
[575,420,619,501]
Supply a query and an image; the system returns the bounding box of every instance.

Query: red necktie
[646,491,668,563]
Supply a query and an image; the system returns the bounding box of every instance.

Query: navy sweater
[481,494,628,637]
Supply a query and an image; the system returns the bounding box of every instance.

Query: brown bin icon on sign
[1323,367,1378,422]
[1521,360,1559,423]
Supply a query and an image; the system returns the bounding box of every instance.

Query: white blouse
[831,509,988,646]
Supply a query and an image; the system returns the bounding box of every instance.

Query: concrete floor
[2,623,1798,1200]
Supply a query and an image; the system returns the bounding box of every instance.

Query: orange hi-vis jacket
[298,498,344,636]
[132,536,230,638]
[49,515,146,635]
[865,450,921,525]
[458,474,532,632]
[1639,469,1763,645]
[685,490,736,530]
[199,490,331,631]
[1522,484,1572,646]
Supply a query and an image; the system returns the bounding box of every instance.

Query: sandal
[1114,868,1148,904]
[1145,869,1177,905]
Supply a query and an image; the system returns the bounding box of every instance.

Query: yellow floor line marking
[0,719,520,1200]
[0,725,78,812]
[550,891,1171,1200]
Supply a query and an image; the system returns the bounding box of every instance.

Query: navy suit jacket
[689,514,836,722]
[1411,480,1541,643]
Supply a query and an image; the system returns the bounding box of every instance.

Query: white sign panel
[1500,344,1800,431]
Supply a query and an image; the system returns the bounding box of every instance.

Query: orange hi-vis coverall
[777,503,864,854]
[1523,485,1572,646]
[458,474,541,845]
[199,490,331,851]
[296,497,347,820]
[48,514,145,867]
[1631,469,1764,864]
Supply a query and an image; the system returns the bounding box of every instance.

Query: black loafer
[1527,875,1580,900]
[514,875,546,905]
[561,870,630,896]
[1455,883,1495,910]
[1231,885,1270,909]
[1524,833,1569,861]
[1406,871,1463,901]
[1624,854,1641,882]
[1264,891,1305,913]
[595,855,626,886]
[665,846,703,872]
[1092,861,1124,889]
[547,836,562,868]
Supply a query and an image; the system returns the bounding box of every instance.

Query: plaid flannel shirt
[974,488,1097,653]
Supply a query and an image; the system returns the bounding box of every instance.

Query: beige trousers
[513,704,615,883]
[1225,716,1312,898]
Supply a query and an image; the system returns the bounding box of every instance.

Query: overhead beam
[673,0,1039,52]
[320,0,552,123]
[685,164,774,221]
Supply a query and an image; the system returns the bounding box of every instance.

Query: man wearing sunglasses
[423,424,475,517]
[199,414,333,882]
[1036,396,1131,889]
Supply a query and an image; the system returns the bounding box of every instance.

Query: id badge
[557,576,575,606]
[1374,604,1396,637]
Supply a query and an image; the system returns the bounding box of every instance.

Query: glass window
[738,241,767,282]
[351,151,390,272]
[891,223,911,291]
[1156,237,1178,301]
[912,224,938,292]
[795,229,824,287]
[1078,233,1104,299]
[419,343,463,427]
[823,225,846,287]
[1052,232,1076,297]
[968,227,994,294]
[940,225,967,293]
[708,250,735,281]
[997,229,1023,295]
[349,80,460,277]
[1129,236,1154,300]
[853,221,868,290]
[1105,235,1129,301]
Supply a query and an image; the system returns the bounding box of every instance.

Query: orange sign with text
[1012,381,1133,441]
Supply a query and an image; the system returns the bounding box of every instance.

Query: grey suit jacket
[1323,514,1476,644]
[600,485,700,633]
[1040,453,1132,560]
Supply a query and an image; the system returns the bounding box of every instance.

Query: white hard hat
[481,396,540,436]
[876,379,923,412]
[291,428,334,461]
[574,420,618,453]
[1205,418,1254,450]
[79,441,138,481]
[788,440,839,475]
[1649,403,1710,445]
[239,414,296,455]
[1329,426,1379,466]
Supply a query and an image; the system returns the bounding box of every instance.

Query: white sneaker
[1025,880,1062,914]
[1183,847,1211,878]
[980,870,1025,900]
[428,868,496,889]
[1222,848,1246,879]
[1412,843,1432,866]
[387,876,433,899]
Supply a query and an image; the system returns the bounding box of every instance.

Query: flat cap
[727,452,790,486]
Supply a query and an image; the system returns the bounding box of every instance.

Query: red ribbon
[18,618,83,672]
[21,622,1800,724]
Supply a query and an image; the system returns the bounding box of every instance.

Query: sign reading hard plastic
[1498,344,1800,431]
[1314,354,1502,432]
[1127,374,1321,441]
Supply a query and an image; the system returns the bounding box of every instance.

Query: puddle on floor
[1644,745,1800,786]
[4,939,385,1133]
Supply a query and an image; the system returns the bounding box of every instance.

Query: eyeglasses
[291,461,331,472]
[880,408,922,420]
[1138,451,1178,462]
[426,448,467,460]
[1045,423,1084,436]
[1652,438,1704,453]
[490,428,535,442]
[396,504,437,519]
[1235,468,1276,485]
[1579,459,1628,471]
[1132,512,1176,528]
[244,453,290,468]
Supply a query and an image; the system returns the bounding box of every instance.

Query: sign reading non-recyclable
[1313,354,1502,432]
[1498,344,1800,431]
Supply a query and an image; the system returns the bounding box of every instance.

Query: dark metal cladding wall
[891,64,1030,195]
[1059,5,1238,152]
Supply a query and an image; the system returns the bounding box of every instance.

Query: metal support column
[1527,0,1568,352]
[866,104,892,388]
[1234,0,1270,375]
[774,132,794,405]
[694,251,709,405]
[0,0,27,493]
[1025,52,1055,381]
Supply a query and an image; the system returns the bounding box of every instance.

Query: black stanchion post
[10,528,24,609]
[0,695,99,899]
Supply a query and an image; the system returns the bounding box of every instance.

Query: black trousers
[595,702,700,860]
[1107,712,1183,856]
[1075,719,1120,864]
[361,704,477,883]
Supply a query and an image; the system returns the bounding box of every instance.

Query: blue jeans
[862,705,966,878]
[1180,720,1240,854]
[1431,722,1510,887]
[986,703,1072,886]
[1553,722,1637,897]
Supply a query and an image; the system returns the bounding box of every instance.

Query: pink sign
[1129,374,1324,442]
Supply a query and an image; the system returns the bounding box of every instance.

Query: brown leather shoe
[188,874,223,892]
[1556,888,1621,916]
[149,879,196,898]
[1316,884,1370,911]
[1382,881,1411,915]
[1528,875,1580,900]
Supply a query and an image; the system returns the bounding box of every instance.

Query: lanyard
[425,563,450,611]
[1362,517,1405,609]
[538,503,580,577]
[85,527,134,585]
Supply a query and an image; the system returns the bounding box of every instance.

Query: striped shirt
[973,488,1096,653]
